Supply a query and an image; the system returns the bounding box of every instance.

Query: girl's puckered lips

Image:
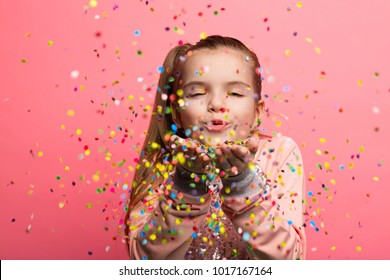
[204,119,230,132]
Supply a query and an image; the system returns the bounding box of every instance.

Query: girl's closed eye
[227,91,244,97]
[190,92,206,97]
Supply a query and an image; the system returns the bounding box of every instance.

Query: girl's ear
[251,100,264,129]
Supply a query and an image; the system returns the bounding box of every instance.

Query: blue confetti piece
[310,220,316,227]
[308,191,313,197]
[243,232,251,241]
[157,66,164,73]
[134,30,141,36]
[288,220,293,225]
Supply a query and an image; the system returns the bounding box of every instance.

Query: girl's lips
[204,120,229,132]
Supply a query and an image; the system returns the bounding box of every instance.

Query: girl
[124,35,306,260]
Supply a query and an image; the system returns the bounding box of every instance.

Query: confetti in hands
[167,135,259,177]
[215,138,259,177]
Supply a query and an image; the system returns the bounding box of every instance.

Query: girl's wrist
[221,164,270,197]
[172,165,209,196]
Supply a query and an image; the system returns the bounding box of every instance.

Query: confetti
[89,0,98,8]
[70,70,80,79]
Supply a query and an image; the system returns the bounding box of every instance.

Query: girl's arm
[220,137,306,260]
[128,167,211,260]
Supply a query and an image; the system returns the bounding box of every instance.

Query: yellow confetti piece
[175,218,182,225]
[297,165,302,175]
[89,0,98,8]
[315,149,322,155]
[76,129,82,135]
[296,2,303,8]
[85,149,91,156]
[349,162,354,169]
[276,120,282,127]
[285,49,291,56]
[200,197,205,203]
[128,95,134,100]
[331,245,336,251]
[202,236,208,242]
[149,233,156,241]
[37,151,43,157]
[177,153,185,165]
[176,89,184,97]
[200,32,207,40]
[330,179,336,185]
[67,109,75,116]
[305,37,313,43]
[319,138,326,143]
[314,47,321,54]
[61,124,66,130]
[324,162,330,170]
[110,131,115,137]
[92,174,100,182]
[359,146,365,152]
[373,177,379,182]
[48,40,53,46]
[345,213,351,219]
[59,201,66,208]
[177,99,185,107]
[357,80,363,86]
[356,246,362,252]
[65,166,70,172]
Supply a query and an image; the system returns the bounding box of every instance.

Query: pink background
[1,0,389,260]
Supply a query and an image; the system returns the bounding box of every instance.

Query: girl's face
[173,48,263,146]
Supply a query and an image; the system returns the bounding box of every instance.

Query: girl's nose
[208,95,227,113]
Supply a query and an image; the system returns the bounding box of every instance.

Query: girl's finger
[231,144,251,163]
[245,137,259,154]
[216,147,232,172]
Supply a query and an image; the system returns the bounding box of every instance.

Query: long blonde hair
[123,35,264,254]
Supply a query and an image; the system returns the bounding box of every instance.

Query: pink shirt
[128,135,306,260]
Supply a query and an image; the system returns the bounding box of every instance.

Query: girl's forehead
[181,48,254,84]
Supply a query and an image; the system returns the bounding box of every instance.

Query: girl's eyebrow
[183,80,251,89]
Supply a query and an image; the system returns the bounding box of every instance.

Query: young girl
[124,35,306,260]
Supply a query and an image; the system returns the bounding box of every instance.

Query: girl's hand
[168,135,213,174]
[215,137,259,177]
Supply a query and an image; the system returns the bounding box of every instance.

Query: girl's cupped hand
[215,137,259,177]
